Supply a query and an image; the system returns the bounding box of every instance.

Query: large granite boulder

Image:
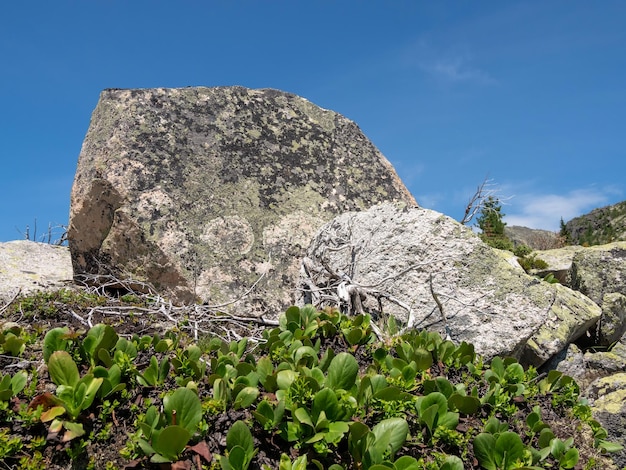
[299,203,600,365]
[0,241,72,302]
[570,242,626,344]
[528,245,585,284]
[68,87,416,312]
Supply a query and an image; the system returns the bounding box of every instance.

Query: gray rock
[530,245,585,284]
[570,242,626,344]
[299,203,600,364]
[587,373,626,468]
[68,87,416,313]
[570,242,626,304]
[0,240,72,302]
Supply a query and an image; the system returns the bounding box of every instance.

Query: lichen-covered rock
[570,242,626,344]
[530,245,585,284]
[68,87,416,312]
[600,293,626,345]
[0,240,72,301]
[588,372,626,467]
[570,242,626,304]
[299,203,600,364]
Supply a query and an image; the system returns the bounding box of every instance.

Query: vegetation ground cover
[0,288,622,469]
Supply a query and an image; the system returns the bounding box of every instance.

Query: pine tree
[476,196,513,250]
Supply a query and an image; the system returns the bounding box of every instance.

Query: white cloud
[404,39,497,86]
[505,188,619,231]
[423,55,497,85]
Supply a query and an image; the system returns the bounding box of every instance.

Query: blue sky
[1,1,625,242]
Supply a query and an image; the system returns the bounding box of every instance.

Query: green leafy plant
[136,355,171,387]
[348,417,410,469]
[39,350,103,441]
[0,370,28,402]
[473,431,526,470]
[219,420,258,470]
[82,323,118,367]
[136,387,202,462]
[416,392,459,441]
[0,322,27,356]
[43,326,72,362]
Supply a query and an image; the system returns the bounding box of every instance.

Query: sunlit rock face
[68,87,416,312]
[300,203,601,365]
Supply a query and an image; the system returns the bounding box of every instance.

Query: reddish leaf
[189,441,212,463]
[29,392,61,411]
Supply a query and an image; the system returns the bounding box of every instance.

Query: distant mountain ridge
[564,200,626,246]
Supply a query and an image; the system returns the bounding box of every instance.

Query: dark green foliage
[0,297,621,469]
[564,200,626,246]
[518,254,549,272]
[477,196,514,251]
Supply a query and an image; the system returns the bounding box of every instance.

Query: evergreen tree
[476,196,513,250]
[559,217,571,245]
[477,196,506,237]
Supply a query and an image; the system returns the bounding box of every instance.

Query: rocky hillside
[564,200,626,246]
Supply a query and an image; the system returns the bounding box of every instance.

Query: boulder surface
[0,240,72,302]
[299,203,601,364]
[68,87,416,312]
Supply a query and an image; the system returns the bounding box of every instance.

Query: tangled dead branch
[8,274,280,345]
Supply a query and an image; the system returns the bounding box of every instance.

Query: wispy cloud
[404,39,497,86]
[422,55,497,85]
[505,187,622,231]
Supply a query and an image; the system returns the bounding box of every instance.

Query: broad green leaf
[48,351,79,387]
[485,356,504,380]
[312,388,341,422]
[152,425,191,462]
[228,445,248,470]
[439,455,464,470]
[419,392,448,416]
[77,375,103,411]
[393,455,421,470]
[494,432,525,469]
[473,433,497,470]
[413,347,433,371]
[43,327,70,363]
[294,407,314,428]
[226,420,254,456]
[294,346,318,366]
[327,420,349,440]
[2,334,25,356]
[252,400,274,426]
[234,386,259,409]
[371,417,409,458]
[560,448,579,469]
[448,393,481,415]
[61,420,86,442]
[346,328,363,345]
[277,370,297,390]
[349,421,370,442]
[326,352,358,390]
[538,428,555,449]
[597,439,624,453]
[285,306,301,328]
[83,324,118,365]
[163,387,202,433]
[505,362,524,383]
[10,370,28,395]
[420,404,439,435]
[40,405,66,422]
[439,411,459,430]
